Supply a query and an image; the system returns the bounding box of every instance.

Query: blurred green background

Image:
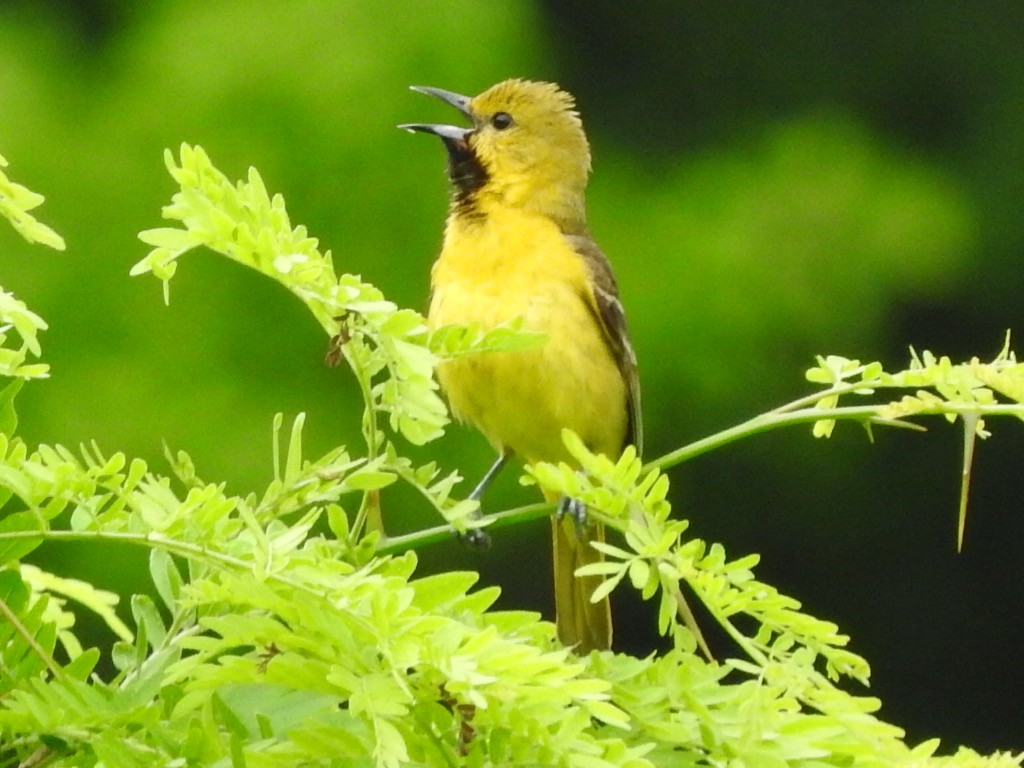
[2,0,1022,751]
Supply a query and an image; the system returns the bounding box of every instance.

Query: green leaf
[588,571,622,604]
[0,511,43,565]
[0,288,50,379]
[326,502,349,540]
[409,571,479,611]
[628,559,651,590]
[0,378,23,436]
[582,699,630,729]
[110,638,135,673]
[0,154,66,250]
[212,691,253,738]
[21,564,132,642]
[137,226,199,250]
[284,412,305,483]
[131,593,166,649]
[343,470,397,491]
[217,684,341,738]
[63,646,100,680]
[0,567,29,619]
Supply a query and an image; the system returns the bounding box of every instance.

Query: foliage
[0,153,63,381]
[0,154,65,253]
[0,147,1020,767]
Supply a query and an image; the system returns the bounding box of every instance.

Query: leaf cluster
[0,153,62,381]
[0,147,1019,767]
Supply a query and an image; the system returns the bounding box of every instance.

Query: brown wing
[566,234,643,455]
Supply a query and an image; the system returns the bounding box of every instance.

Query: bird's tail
[552,513,612,652]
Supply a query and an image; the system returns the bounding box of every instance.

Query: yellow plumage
[402,79,640,652]
[430,208,627,464]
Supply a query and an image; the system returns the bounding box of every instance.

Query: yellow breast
[428,206,627,465]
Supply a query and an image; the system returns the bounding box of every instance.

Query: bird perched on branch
[400,78,641,653]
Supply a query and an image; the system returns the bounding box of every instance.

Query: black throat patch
[443,136,488,217]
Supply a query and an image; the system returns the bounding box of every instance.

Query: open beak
[398,85,474,147]
[408,86,472,118]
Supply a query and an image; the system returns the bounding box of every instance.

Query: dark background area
[1,0,1022,753]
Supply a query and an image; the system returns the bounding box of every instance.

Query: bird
[400,79,641,653]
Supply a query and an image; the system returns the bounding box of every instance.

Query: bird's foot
[458,527,492,550]
[453,452,507,551]
[557,496,589,537]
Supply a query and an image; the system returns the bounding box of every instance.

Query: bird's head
[400,79,591,229]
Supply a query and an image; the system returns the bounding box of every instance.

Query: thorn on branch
[438,684,478,756]
[325,312,355,367]
[257,642,281,673]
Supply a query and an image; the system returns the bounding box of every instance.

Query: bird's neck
[451,174,588,235]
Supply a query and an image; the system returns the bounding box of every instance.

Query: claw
[557,496,589,537]
[459,527,492,550]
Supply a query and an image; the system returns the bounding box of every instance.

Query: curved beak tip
[407,85,473,119]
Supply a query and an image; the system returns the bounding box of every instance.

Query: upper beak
[409,86,472,118]
[398,85,474,144]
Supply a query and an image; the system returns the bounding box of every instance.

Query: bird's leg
[459,451,510,550]
[470,451,509,502]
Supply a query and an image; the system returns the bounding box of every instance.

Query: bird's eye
[490,111,514,130]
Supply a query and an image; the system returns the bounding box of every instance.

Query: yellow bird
[400,79,641,653]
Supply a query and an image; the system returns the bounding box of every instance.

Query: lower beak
[398,123,472,142]
[398,123,473,159]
